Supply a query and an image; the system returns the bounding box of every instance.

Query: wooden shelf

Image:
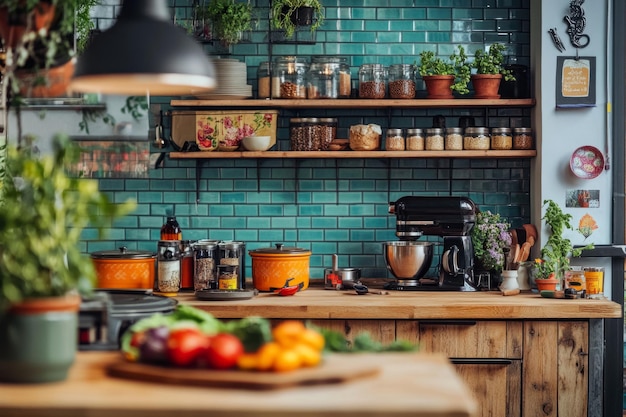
[170,98,536,109]
[169,150,537,159]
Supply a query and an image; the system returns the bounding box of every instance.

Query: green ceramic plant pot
[0,296,79,383]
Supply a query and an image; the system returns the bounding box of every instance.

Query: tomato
[167,328,209,367]
[205,333,244,370]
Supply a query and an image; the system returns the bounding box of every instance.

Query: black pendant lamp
[70,0,216,96]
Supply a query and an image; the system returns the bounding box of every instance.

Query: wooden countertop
[177,288,622,320]
[0,351,477,417]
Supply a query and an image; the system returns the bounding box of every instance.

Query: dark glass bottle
[160,211,182,240]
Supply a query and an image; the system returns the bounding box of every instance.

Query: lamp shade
[70,0,215,96]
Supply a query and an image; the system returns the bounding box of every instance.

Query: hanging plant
[270,0,324,39]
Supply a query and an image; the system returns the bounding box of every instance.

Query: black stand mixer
[385,196,478,291]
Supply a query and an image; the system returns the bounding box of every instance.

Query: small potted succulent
[270,0,324,40]
[534,199,593,291]
[470,43,515,99]
[417,45,471,98]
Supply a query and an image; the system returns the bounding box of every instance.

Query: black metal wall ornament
[549,28,566,52]
[564,0,591,53]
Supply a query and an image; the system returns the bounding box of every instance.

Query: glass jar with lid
[491,127,513,150]
[274,56,308,99]
[306,56,350,99]
[385,128,405,151]
[319,118,337,149]
[358,64,386,99]
[513,127,533,149]
[406,128,424,151]
[425,128,444,151]
[193,240,218,291]
[257,61,271,99]
[157,240,181,294]
[290,117,323,151]
[388,64,416,99]
[464,127,491,150]
[445,127,463,150]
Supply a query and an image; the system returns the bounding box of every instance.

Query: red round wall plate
[570,146,604,179]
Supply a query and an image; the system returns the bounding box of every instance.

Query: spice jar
[290,117,323,151]
[464,127,490,150]
[491,127,513,150]
[219,241,246,289]
[513,127,534,150]
[274,56,308,99]
[385,128,405,151]
[387,64,415,99]
[564,269,586,292]
[157,240,181,294]
[307,56,349,99]
[180,240,196,290]
[193,240,218,291]
[218,265,239,290]
[425,128,444,151]
[406,128,424,151]
[257,61,271,99]
[445,127,463,150]
[358,64,386,99]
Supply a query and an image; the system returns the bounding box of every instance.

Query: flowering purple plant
[470,210,512,273]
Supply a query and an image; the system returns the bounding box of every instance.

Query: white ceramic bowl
[242,136,272,151]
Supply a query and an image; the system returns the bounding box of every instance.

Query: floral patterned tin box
[171,110,278,151]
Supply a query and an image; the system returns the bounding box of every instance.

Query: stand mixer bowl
[383,241,433,279]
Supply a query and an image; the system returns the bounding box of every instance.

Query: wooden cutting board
[107,355,380,390]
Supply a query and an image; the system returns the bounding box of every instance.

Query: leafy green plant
[205,0,254,46]
[0,135,135,311]
[536,199,593,279]
[417,45,471,94]
[472,43,515,81]
[270,0,324,39]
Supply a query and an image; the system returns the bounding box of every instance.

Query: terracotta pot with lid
[249,243,311,292]
[91,247,156,290]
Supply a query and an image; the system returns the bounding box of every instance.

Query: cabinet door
[452,359,521,417]
[523,321,588,417]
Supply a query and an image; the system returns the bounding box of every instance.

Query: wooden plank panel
[558,321,588,417]
[507,321,524,359]
[523,321,558,417]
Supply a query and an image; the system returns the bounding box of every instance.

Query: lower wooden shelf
[169,150,537,159]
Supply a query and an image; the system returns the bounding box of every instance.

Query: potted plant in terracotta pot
[0,0,97,99]
[417,46,470,99]
[533,199,593,292]
[0,135,135,383]
[271,0,324,40]
[470,43,515,99]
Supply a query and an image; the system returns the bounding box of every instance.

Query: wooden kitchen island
[179,289,622,417]
[0,351,476,417]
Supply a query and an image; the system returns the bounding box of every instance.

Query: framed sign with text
[556,56,596,108]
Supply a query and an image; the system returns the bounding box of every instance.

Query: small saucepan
[324,267,361,290]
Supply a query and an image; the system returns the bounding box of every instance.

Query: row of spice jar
[156,239,246,294]
[258,57,423,100]
[382,127,534,151]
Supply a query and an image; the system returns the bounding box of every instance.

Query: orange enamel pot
[91,247,156,290]
[249,244,311,292]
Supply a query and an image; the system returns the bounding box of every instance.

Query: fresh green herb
[472,43,515,81]
[316,327,418,353]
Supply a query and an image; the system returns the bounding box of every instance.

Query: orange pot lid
[91,247,156,259]
[249,243,311,256]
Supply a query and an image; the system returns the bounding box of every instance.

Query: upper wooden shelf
[169,150,537,159]
[170,98,536,109]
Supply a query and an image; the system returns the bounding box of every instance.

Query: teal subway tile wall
[88,0,532,280]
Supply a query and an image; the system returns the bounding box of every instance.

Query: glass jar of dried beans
[275,56,308,99]
[358,64,386,99]
[388,64,416,99]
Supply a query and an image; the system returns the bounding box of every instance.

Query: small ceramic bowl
[242,135,272,152]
